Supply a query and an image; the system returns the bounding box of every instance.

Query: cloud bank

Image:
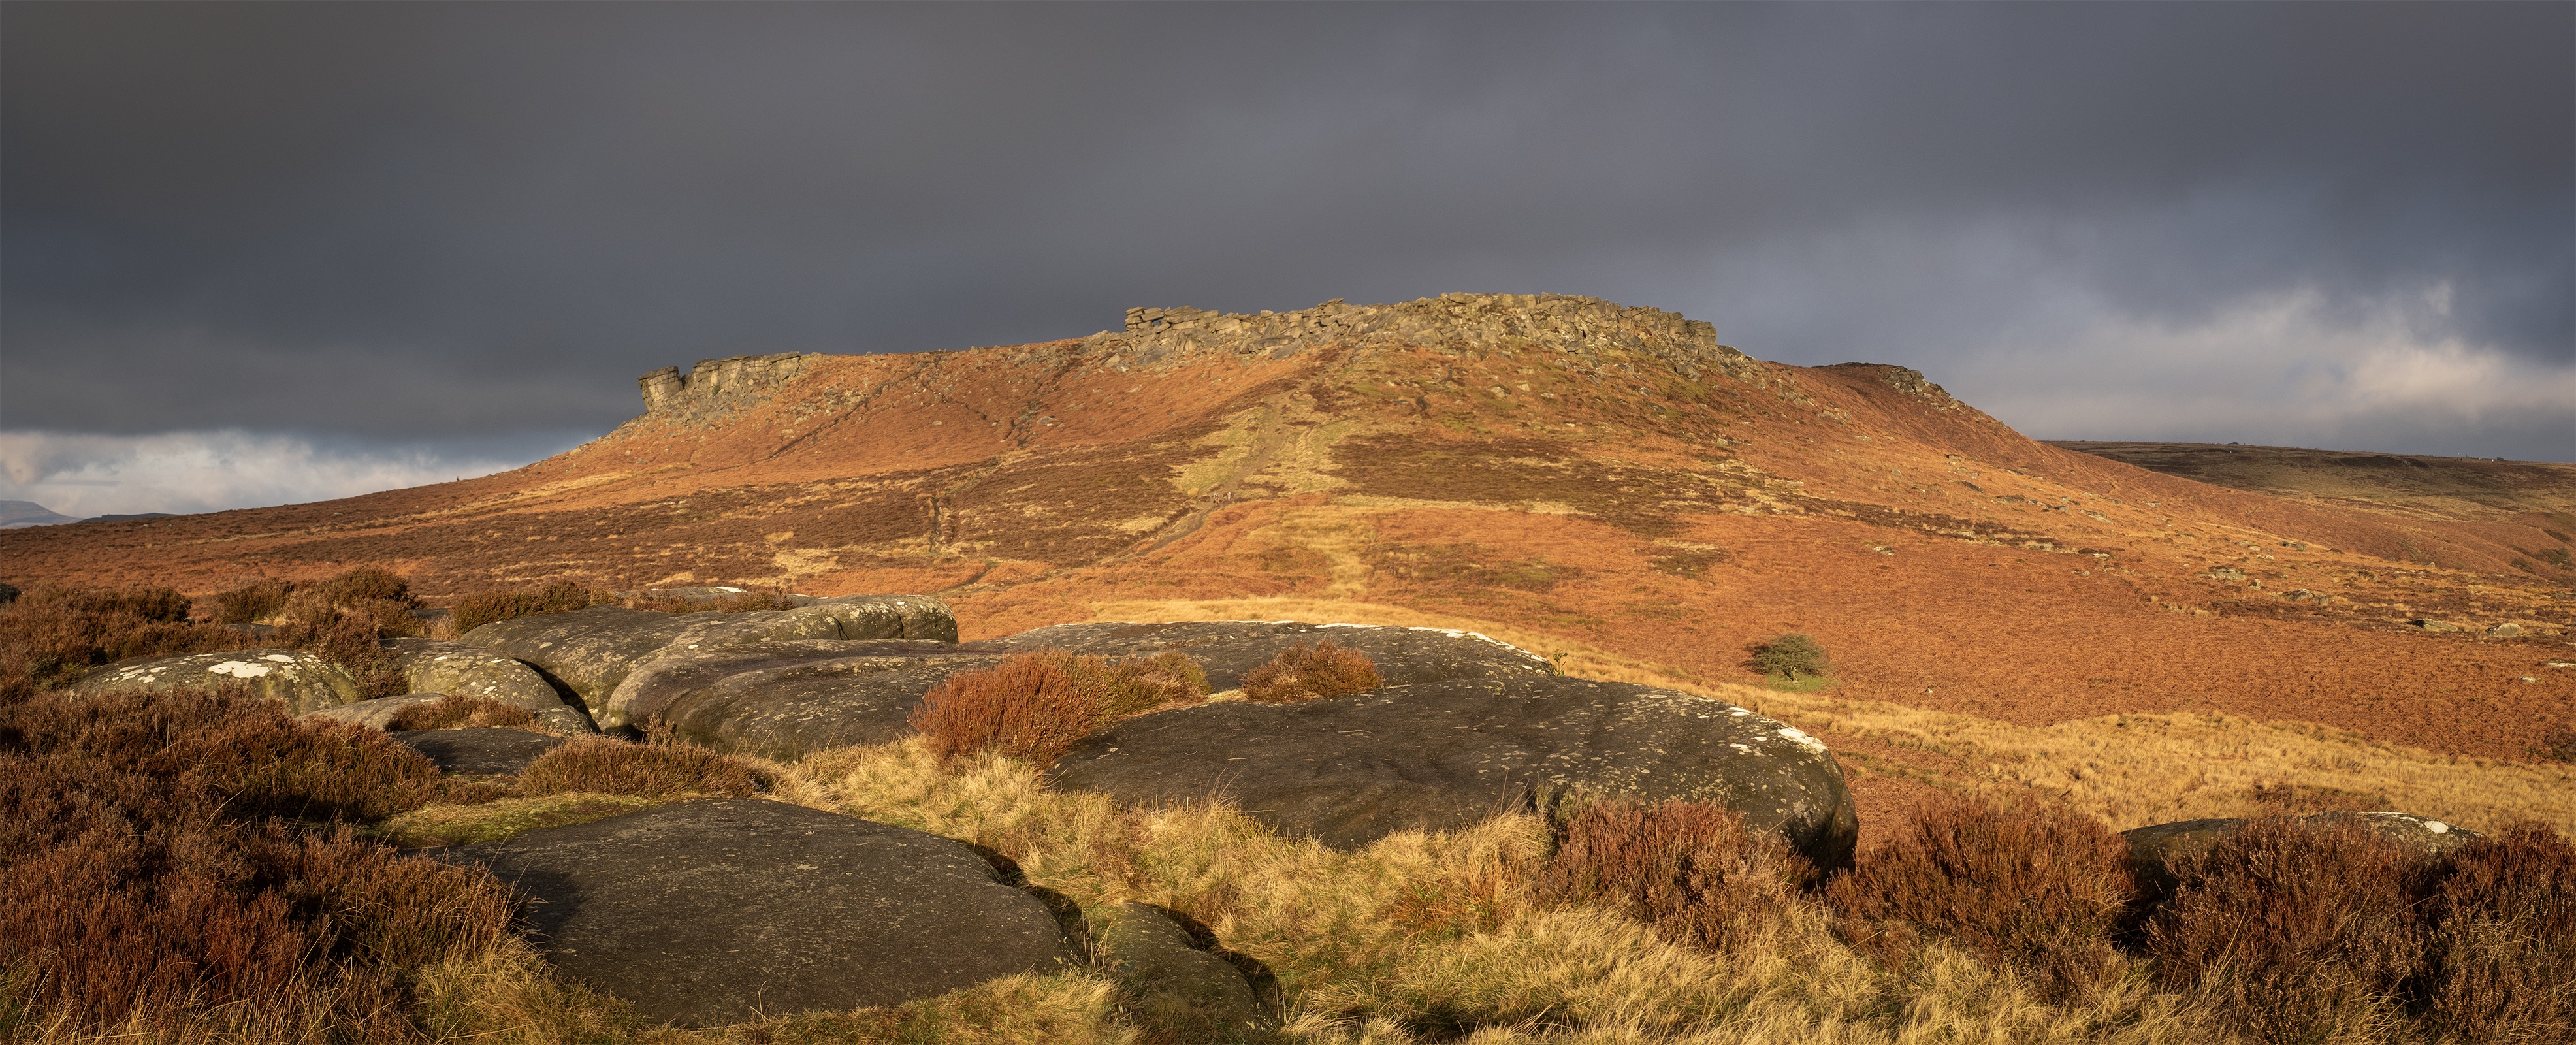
[0,430,581,519]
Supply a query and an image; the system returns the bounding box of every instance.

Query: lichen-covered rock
[69,649,358,714]
[305,692,451,730]
[1095,901,1270,1038]
[384,638,596,734]
[2123,811,2482,894]
[604,639,1005,751]
[1048,675,1859,868]
[393,727,569,777]
[444,799,1076,1027]
[979,620,1552,691]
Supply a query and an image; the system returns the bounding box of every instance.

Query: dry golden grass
[1085,596,2576,837]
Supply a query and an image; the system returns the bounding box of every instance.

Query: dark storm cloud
[3,3,2569,453]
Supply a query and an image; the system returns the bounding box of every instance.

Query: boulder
[980,620,1552,692]
[69,649,358,714]
[457,597,958,718]
[2488,622,2523,637]
[2123,811,2481,895]
[384,638,596,734]
[445,799,1076,1027]
[393,728,569,777]
[1094,901,1269,1037]
[305,692,451,730]
[1047,675,1859,868]
[604,639,1008,750]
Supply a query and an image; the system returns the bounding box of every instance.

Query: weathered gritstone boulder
[306,692,449,730]
[2123,811,2481,894]
[459,596,958,718]
[979,620,1553,691]
[69,649,358,714]
[606,639,1008,752]
[1095,901,1270,1037]
[1048,675,1860,868]
[393,728,569,777]
[384,638,596,734]
[609,620,1552,758]
[447,799,1076,1027]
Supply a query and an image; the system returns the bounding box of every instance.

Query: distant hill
[3,293,2569,777]
[0,501,80,529]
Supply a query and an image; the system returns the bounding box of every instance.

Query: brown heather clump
[0,585,253,688]
[212,579,293,624]
[910,650,1211,764]
[624,588,792,614]
[2143,816,2429,1043]
[386,693,541,732]
[0,683,511,1040]
[517,736,775,799]
[449,581,604,637]
[1241,639,1381,703]
[1826,795,2134,1001]
[1537,797,1812,952]
[2417,822,2576,1042]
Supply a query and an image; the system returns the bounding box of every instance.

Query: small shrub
[518,737,773,798]
[449,582,602,636]
[1538,798,1812,952]
[0,585,253,688]
[1747,633,1831,681]
[2415,822,2576,1041]
[387,694,540,733]
[0,683,509,1038]
[212,579,293,624]
[910,650,1210,764]
[1826,795,2134,1001]
[2143,815,2431,1043]
[1241,641,1381,703]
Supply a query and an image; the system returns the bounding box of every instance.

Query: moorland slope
[6,293,2571,829]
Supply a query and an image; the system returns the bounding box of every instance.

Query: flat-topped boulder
[69,649,358,714]
[1047,675,1859,868]
[383,637,595,734]
[980,620,1551,692]
[457,596,958,718]
[446,799,1075,1027]
[607,639,1008,754]
[392,727,569,777]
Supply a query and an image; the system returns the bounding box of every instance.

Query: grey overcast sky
[3,2,2571,515]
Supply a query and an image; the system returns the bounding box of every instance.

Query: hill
[5,293,2571,828]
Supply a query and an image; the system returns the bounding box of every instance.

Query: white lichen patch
[208,661,275,678]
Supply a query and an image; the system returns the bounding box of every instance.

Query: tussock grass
[517,737,775,799]
[911,650,1209,764]
[385,692,540,732]
[1243,641,1381,703]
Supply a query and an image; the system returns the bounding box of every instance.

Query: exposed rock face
[305,692,449,730]
[384,637,596,734]
[1048,675,1859,868]
[393,728,568,777]
[447,799,1076,1027]
[457,596,957,727]
[1107,293,1762,384]
[979,620,1553,692]
[2123,811,2481,894]
[609,639,1008,758]
[69,649,358,714]
[1095,901,1269,1037]
[637,352,823,423]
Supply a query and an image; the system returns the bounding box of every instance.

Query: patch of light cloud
[1946,283,2576,461]
[0,430,587,519]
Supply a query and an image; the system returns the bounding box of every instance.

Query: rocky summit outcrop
[457,596,956,728]
[69,649,358,715]
[637,352,822,424]
[1048,675,1860,868]
[1111,293,1765,385]
[445,799,1076,1027]
[383,637,596,734]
